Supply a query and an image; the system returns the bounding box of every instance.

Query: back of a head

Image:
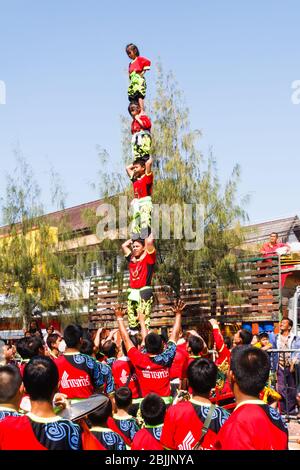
[188,335,204,356]
[17,336,44,359]
[80,338,94,356]
[63,324,83,349]
[145,333,163,355]
[141,393,166,426]
[239,329,253,345]
[230,346,270,396]
[187,358,218,396]
[121,335,139,356]
[102,340,117,358]
[89,398,112,426]
[115,387,132,410]
[23,356,59,401]
[0,364,22,404]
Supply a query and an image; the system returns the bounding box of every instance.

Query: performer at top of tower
[126,43,151,112]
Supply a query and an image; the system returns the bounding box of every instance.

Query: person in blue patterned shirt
[89,398,126,450]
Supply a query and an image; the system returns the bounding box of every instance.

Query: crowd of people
[0,299,299,451]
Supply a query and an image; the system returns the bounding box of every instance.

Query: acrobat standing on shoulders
[121,233,156,332]
[126,156,153,241]
[128,101,152,162]
[126,43,151,112]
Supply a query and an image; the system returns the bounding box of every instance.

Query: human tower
[122,43,155,332]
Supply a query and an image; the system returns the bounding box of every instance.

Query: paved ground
[288,419,300,449]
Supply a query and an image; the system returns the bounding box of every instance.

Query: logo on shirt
[61,371,91,389]
[178,431,195,450]
[142,369,169,379]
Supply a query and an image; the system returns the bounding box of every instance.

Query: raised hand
[115,305,125,318]
[171,299,186,315]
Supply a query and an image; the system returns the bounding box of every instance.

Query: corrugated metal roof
[244,215,300,244]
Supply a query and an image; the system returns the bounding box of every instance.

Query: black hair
[259,332,269,341]
[89,398,112,426]
[128,101,140,115]
[46,333,61,351]
[133,158,146,167]
[270,232,278,237]
[121,335,139,356]
[187,358,218,395]
[80,338,94,356]
[145,333,163,354]
[286,318,293,328]
[101,340,117,358]
[188,335,204,355]
[0,364,22,403]
[125,43,140,57]
[115,387,132,409]
[223,336,232,350]
[239,329,253,345]
[17,336,44,359]
[230,346,270,396]
[140,393,166,426]
[23,356,59,401]
[63,324,83,348]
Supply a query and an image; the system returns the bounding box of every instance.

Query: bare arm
[145,156,153,175]
[126,163,135,179]
[169,300,186,343]
[122,239,132,257]
[93,327,103,349]
[145,233,155,253]
[115,306,135,353]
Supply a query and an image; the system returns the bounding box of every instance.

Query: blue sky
[0,0,299,224]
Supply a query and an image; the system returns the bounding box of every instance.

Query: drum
[58,394,109,422]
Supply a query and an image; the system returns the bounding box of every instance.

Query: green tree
[0,155,72,329]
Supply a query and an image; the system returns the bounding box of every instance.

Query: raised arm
[145,156,153,175]
[115,306,135,353]
[122,239,132,257]
[145,233,155,253]
[126,163,135,179]
[169,300,186,343]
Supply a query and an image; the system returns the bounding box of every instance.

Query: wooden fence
[88,256,280,329]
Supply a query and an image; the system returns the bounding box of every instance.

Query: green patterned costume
[132,131,152,161]
[128,71,146,101]
[130,196,153,238]
[127,287,153,329]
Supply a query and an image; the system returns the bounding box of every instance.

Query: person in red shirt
[128,101,151,161]
[115,301,185,402]
[214,346,289,450]
[260,232,288,256]
[0,357,82,450]
[131,393,166,450]
[55,324,114,400]
[122,234,156,330]
[169,332,189,397]
[126,157,153,241]
[161,358,229,450]
[112,338,141,402]
[126,43,151,111]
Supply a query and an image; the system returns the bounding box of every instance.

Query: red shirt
[131,115,151,134]
[214,401,288,450]
[127,249,156,289]
[131,426,164,450]
[129,56,151,75]
[111,356,140,399]
[127,342,176,397]
[161,400,229,450]
[0,415,82,450]
[132,173,153,199]
[261,242,286,255]
[169,341,189,380]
